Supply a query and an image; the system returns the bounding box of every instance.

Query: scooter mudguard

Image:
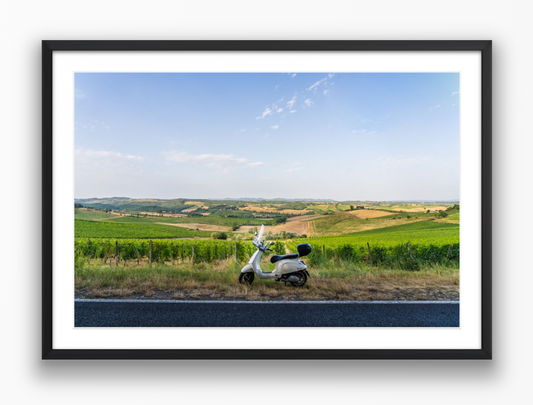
[241,264,254,273]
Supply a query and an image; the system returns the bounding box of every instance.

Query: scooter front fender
[241,249,277,279]
[240,264,254,273]
[241,260,276,279]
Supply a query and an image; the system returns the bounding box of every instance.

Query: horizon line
[75,196,460,202]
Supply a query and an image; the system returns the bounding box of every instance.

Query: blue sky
[75,72,460,201]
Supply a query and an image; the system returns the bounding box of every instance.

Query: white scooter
[239,225,312,287]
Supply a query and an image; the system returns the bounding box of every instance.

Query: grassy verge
[75,257,459,301]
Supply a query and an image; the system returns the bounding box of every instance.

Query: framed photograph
[42,40,491,360]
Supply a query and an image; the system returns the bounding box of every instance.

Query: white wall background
[1,1,530,403]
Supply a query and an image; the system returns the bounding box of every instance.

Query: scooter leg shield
[240,264,254,273]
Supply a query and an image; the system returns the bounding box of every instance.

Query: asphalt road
[75,300,459,327]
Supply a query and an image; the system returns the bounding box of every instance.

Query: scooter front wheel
[239,272,255,285]
[290,271,308,287]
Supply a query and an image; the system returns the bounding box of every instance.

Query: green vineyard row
[75,238,286,263]
[287,240,459,267]
[75,236,459,269]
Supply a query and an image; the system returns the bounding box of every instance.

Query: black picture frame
[42,40,492,360]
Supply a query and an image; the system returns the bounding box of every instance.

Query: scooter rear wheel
[239,272,255,285]
[290,271,307,287]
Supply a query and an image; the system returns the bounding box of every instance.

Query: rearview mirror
[269,241,275,245]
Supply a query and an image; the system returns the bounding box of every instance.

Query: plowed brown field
[346,210,392,219]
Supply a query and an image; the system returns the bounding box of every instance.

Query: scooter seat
[270,253,298,264]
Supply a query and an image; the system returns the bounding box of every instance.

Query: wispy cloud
[283,162,304,173]
[290,110,297,113]
[256,98,287,120]
[283,167,304,173]
[378,155,433,169]
[429,105,440,111]
[77,148,145,162]
[308,77,327,91]
[287,95,297,109]
[307,73,335,93]
[76,120,110,131]
[256,106,273,120]
[271,124,279,130]
[254,74,333,123]
[76,148,145,171]
[75,89,87,99]
[163,151,263,172]
[452,91,460,96]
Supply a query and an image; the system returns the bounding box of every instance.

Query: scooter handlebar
[253,238,274,252]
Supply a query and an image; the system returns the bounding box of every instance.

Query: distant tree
[350,205,354,210]
[74,203,83,208]
[427,210,431,213]
[211,232,228,240]
[272,217,288,225]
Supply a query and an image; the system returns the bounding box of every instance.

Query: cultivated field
[156,222,232,232]
[139,211,186,218]
[239,206,312,215]
[346,210,393,219]
[389,205,449,212]
[74,199,459,300]
[75,219,211,239]
[234,214,319,236]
